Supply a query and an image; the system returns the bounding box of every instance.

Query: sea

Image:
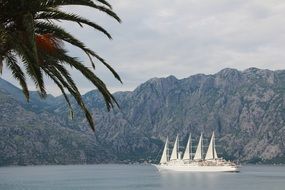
[0,164,284,190]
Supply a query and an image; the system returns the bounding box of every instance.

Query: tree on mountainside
[0,0,121,131]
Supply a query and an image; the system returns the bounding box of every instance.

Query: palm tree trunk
[19,13,39,64]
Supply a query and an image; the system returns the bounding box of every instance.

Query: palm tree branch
[39,50,95,130]
[94,0,112,9]
[35,21,97,68]
[55,51,119,110]
[42,62,95,130]
[35,9,112,39]
[35,21,121,83]
[4,51,30,101]
[42,0,121,22]
[42,65,74,118]
[9,32,47,97]
[43,65,77,119]
[89,51,122,83]
[43,0,112,9]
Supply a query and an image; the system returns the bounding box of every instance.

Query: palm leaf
[44,63,95,130]
[4,51,30,101]
[42,0,121,22]
[55,51,118,110]
[35,9,112,39]
[35,21,121,82]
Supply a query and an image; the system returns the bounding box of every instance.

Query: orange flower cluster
[35,34,62,54]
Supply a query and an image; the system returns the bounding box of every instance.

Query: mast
[160,137,169,164]
[183,133,192,160]
[193,133,203,160]
[190,134,192,160]
[213,132,218,159]
[170,135,179,160]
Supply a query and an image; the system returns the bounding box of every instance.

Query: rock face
[0,82,115,166]
[1,68,285,165]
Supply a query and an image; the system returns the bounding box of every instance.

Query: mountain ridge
[1,67,285,165]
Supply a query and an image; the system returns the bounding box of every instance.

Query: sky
[2,0,285,96]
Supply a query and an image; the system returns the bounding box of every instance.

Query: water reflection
[0,165,285,190]
[159,171,228,190]
[156,166,285,190]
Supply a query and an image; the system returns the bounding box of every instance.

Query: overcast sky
[2,0,285,96]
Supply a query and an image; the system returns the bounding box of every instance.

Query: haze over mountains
[1,68,285,166]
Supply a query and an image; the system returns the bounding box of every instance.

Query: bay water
[0,164,284,190]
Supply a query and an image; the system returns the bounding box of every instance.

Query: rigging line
[153,141,164,164]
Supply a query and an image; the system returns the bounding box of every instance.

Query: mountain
[0,78,56,112]
[0,79,116,165]
[1,68,285,165]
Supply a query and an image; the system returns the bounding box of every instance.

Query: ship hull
[154,164,239,172]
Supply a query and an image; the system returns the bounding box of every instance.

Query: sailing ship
[154,132,239,172]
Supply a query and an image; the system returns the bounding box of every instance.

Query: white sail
[193,134,203,160]
[160,137,169,164]
[170,135,179,160]
[205,132,218,160]
[205,133,214,160]
[183,134,192,160]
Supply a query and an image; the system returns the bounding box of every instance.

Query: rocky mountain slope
[1,68,285,165]
[0,84,116,166]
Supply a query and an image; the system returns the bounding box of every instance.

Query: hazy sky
[2,0,285,96]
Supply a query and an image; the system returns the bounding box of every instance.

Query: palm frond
[44,67,74,118]
[42,0,121,22]
[95,0,112,9]
[88,51,122,83]
[56,51,118,110]
[12,13,47,97]
[35,9,112,39]
[10,32,47,98]
[35,21,121,82]
[4,51,30,101]
[43,62,95,130]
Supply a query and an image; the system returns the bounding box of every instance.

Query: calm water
[0,164,285,190]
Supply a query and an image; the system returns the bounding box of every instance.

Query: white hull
[154,164,239,172]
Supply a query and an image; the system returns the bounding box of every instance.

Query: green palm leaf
[35,9,113,39]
